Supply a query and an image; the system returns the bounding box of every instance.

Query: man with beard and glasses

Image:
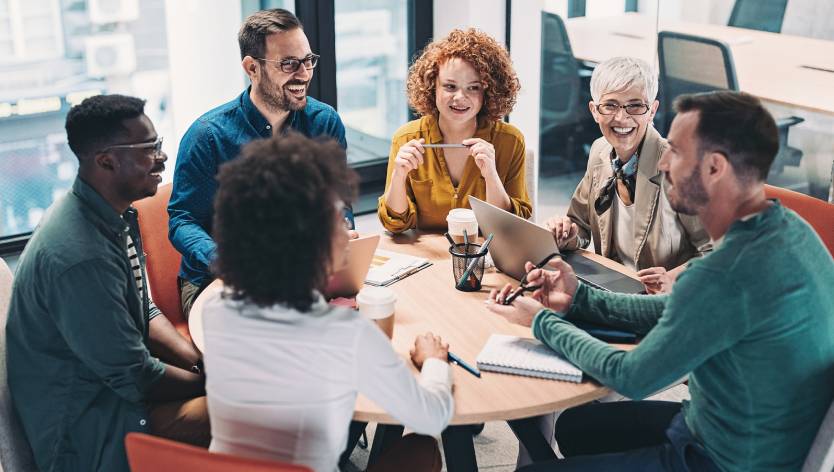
[7,95,210,472]
[169,8,352,318]
[485,91,834,472]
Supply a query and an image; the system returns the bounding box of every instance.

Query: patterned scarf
[594,151,638,215]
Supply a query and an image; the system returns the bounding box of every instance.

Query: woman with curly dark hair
[378,28,531,233]
[201,133,454,472]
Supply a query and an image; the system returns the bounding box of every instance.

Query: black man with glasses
[169,8,352,318]
[542,56,710,295]
[7,95,210,472]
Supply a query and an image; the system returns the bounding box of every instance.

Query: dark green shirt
[7,178,166,472]
[533,202,834,471]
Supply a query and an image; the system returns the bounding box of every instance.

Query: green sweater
[532,202,834,471]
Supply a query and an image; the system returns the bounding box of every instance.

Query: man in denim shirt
[169,8,350,316]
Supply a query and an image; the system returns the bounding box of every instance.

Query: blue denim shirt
[168,88,349,287]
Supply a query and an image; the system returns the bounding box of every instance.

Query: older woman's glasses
[256,53,320,73]
[596,102,650,115]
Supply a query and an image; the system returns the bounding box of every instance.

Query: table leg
[367,424,404,467]
[339,420,367,467]
[507,417,558,461]
[441,425,478,472]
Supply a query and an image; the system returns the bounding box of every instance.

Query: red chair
[134,183,189,340]
[125,433,312,472]
[765,184,834,256]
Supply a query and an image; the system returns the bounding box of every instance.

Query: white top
[612,192,637,271]
[201,291,454,472]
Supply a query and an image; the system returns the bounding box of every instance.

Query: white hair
[590,56,658,103]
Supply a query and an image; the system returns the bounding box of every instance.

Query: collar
[226,290,333,320]
[242,87,299,137]
[72,177,132,238]
[424,114,493,144]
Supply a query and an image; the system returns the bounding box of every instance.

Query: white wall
[164,0,245,171]
[433,0,506,45]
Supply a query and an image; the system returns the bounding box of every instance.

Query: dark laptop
[469,197,644,294]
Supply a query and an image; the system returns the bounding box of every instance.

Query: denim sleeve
[326,111,352,223]
[168,121,218,276]
[49,259,166,402]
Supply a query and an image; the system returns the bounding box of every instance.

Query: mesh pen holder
[450,243,486,292]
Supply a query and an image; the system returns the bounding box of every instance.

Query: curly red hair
[407,28,520,123]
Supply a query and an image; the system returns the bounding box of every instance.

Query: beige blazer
[565,126,711,270]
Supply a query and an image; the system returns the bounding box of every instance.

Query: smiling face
[435,58,484,128]
[589,85,658,160]
[255,28,313,112]
[109,114,166,203]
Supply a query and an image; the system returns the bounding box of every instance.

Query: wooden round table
[189,232,638,470]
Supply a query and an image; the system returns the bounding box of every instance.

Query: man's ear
[94,151,117,172]
[241,56,259,81]
[705,151,731,181]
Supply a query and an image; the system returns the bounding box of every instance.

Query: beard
[665,164,709,215]
[256,68,308,113]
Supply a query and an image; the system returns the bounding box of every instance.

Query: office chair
[539,11,595,170]
[125,433,312,472]
[728,0,788,33]
[764,184,834,256]
[656,31,804,176]
[0,258,39,472]
[134,183,190,340]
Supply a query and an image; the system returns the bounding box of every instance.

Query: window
[334,0,409,167]
[0,0,173,243]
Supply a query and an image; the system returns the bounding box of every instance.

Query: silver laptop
[324,234,380,298]
[468,197,644,294]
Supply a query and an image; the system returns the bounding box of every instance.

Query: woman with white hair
[544,56,710,293]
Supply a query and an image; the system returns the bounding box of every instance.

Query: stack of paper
[365,249,432,286]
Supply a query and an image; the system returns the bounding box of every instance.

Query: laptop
[468,197,644,294]
[324,234,380,298]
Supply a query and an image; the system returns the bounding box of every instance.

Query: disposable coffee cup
[356,286,396,339]
[446,208,479,245]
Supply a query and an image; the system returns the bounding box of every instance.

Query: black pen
[448,351,481,378]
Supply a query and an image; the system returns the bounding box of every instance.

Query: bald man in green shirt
[487,91,834,471]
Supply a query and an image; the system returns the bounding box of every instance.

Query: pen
[448,351,481,378]
[423,143,468,148]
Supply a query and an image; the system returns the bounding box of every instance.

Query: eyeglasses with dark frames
[100,137,164,159]
[596,102,651,116]
[256,53,320,73]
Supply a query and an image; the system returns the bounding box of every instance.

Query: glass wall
[334,0,408,166]
[0,0,173,240]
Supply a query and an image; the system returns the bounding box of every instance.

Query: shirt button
[139,419,147,426]
[265,125,271,130]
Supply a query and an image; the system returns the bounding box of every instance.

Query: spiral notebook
[476,335,583,383]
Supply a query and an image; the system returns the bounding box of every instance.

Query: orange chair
[765,184,834,256]
[134,183,189,340]
[125,433,312,472]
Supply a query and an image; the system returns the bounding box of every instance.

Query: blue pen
[448,351,481,378]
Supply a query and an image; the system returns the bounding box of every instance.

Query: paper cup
[446,208,479,244]
[356,286,396,339]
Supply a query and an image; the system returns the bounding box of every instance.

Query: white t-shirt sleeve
[354,320,454,436]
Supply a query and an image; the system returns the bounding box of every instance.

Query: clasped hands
[485,258,578,327]
[393,138,498,179]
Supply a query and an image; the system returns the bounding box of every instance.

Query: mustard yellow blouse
[377,115,531,233]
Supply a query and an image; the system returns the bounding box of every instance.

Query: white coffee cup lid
[447,208,477,223]
[356,286,396,306]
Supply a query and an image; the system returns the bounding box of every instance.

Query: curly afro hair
[406,28,520,123]
[212,132,357,311]
[65,94,146,161]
